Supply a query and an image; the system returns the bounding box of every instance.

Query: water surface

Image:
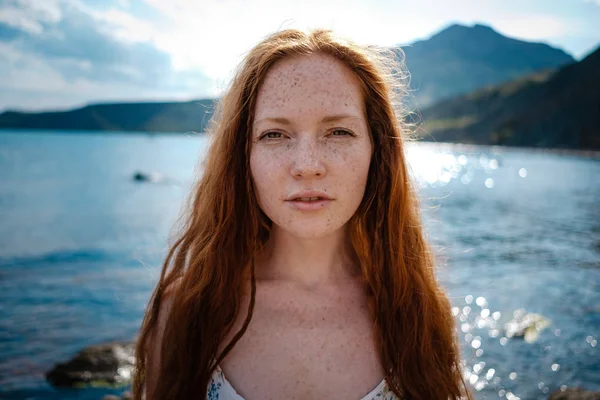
[0,130,598,399]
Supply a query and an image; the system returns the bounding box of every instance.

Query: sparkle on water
[406,142,600,399]
[452,292,598,398]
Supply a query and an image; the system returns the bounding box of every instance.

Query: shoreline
[2,127,599,159]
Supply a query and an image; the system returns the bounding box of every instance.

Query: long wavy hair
[133,28,471,400]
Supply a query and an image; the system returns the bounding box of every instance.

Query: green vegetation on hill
[421,47,600,150]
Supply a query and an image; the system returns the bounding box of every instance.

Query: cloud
[0,1,171,81]
[492,15,572,41]
[0,39,209,110]
[0,0,62,34]
[0,0,212,110]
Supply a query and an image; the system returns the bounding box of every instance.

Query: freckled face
[250,53,372,239]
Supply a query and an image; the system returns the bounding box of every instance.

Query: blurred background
[0,1,599,399]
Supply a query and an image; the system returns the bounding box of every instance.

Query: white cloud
[71,3,156,43]
[0,42,199,110]
[0,1,215,110]
[20,0,63,22]
[116,0,131,8]
[0,0,62,34]
[492,14,572,41]
[0,42,69,92]
[0,7,41,34]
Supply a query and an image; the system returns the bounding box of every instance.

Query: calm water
[0,130,598,400]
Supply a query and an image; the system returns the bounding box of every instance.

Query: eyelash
[259,129,354,140]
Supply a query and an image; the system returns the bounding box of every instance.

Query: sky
[1,0,599,112]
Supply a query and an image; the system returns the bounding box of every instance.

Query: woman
[133,28,471,400]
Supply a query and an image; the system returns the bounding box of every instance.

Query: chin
[275,220,347,240]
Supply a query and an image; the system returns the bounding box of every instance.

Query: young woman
[133,28,471,400]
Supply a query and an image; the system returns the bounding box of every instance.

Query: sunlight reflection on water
[406,143,509,189]
[404,142,600,399]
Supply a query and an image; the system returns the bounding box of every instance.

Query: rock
[549,388,600,399]
[504,308,551,343]
[132,171,180,186]
[46,341,135,388]
[133,171,163,183]
[100,390,134,400]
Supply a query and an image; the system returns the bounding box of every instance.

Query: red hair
[133,28,471,400]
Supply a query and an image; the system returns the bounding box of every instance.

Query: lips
[285,191,333,211]
[293,196,325,202]
[286,191,333,201]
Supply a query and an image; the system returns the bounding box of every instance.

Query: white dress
[206,365,400,400]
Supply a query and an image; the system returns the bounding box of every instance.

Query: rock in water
[549,388,600,399]
[102,393,133,400]
[503,308,551,343]
[133,171,163,183]
[132,170,180,186]
[46,341,135,388]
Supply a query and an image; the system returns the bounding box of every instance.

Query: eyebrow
[254,114,362,126]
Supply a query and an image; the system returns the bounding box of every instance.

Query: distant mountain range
[421,46,600,150]
[401,24,574,107]
[0,99,215,134]
[1,23,597,150]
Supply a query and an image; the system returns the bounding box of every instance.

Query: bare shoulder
[145,278,181,400]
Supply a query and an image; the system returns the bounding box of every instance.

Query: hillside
[420,47,600,150]
[400,23,574,107]
[0,99,216,133]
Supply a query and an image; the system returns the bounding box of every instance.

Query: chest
[218,282,384,400]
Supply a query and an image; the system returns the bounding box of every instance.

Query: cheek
[250,148,284,204]
[330,142,371,178]
[334,144,372,209]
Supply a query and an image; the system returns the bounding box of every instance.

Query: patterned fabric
[207,365,400,399]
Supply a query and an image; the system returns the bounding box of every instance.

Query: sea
[0,130,598,400]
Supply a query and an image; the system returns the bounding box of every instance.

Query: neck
[255,225,360,288]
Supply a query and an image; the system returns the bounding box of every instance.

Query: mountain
[0,23,588,147]
[420,47,600,150]
[400,23,575,107]
[0,99,215,133]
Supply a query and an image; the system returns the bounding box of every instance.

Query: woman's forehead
[254,53,366,121]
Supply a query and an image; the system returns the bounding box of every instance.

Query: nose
[290,137,326,179]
